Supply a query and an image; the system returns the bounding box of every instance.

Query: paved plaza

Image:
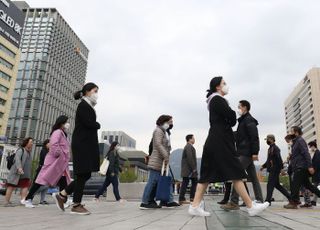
[1,195,320,230]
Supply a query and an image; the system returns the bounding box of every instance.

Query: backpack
[6,148,24,170]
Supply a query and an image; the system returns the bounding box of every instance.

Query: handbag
[99,157,110,175]
[155,161,171,202]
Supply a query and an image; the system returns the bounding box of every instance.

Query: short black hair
[308,141,317,148]
[156,115,173,126]
[239,100,251,111]
[21,137,33,148]
[186,134,194,142]
[42,139,50,148]
[291,126,303,136]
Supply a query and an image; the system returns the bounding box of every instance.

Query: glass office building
[6,4,89,148]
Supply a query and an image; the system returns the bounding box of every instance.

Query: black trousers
[222,182,232,201]
[26,176,68,200]
[179,177,198,201]
[265,171,291,202]
[64,173,91,204]
[291,169,320,203]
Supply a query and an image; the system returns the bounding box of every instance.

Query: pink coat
[36,129,71,186]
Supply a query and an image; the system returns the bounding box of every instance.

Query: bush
[119,160,137,183]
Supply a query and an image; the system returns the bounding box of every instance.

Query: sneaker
[52,193,66,211]
[247,202,269,217]
[179,200,191,205]
[118,199,127,203]
[64,199,73,209]
[311,201,317,206]
[39,201,49,205]
[25,199,35,208]
[220,202,240,211]
[300,203,313,208]
[139,203,161,210]
[188,205,211,217]
[283,201,298,209]
[217,199,228,205]
[239,202,246,207]
[163,202,180,208]
[20,199,26,205]
[71,204,91,215]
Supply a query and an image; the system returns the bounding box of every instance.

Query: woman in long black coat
[53,82,100,215]
[188,77,269,217]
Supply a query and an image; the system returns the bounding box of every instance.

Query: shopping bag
[156,161,171,202]
[99,158,110,175]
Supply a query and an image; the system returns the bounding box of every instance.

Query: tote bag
[99,158,110,175]
[156,161,171,202]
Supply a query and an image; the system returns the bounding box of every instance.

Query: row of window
[0,43,16,58]
[0,70,11,81]
[0,57,13,69]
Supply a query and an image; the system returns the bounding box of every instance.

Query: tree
[119,160,137,183]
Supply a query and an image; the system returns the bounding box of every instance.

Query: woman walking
[94,142,125,202]
[53,83,100,215]
[188,77,269,217]
[5,138,33,207]
[24,115,72,208]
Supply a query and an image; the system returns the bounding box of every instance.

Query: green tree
[119,160,137,183]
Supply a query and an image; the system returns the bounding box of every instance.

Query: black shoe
[217,200,228,205]
[139,203,161,210]
[311,201,317,206]
[162,202,180,208]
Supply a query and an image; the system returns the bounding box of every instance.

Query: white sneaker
[64,199,73,209]
[25,199,35,208]
[247,202,269,217]
[20,199,26,205]
[119,199,127,203]
[188,205,211,217]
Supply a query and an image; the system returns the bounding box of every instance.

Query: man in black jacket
[179,134,198,204]
[222,100,263,211]
[300,141,320,207]
[260,135,291,205]
[284,126,320,209]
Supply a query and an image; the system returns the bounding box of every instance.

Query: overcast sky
[24,0,320,163]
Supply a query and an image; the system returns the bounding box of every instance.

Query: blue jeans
[142,169,173,204]
[95,174,121,201]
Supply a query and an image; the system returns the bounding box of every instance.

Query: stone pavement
[0,195,320,230]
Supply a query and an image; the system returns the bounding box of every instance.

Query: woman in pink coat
[24,115,71,208]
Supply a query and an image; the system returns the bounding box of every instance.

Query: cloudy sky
[24,0,320,163]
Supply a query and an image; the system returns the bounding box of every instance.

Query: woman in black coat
[188,77,269,217]
[53,82,100,215]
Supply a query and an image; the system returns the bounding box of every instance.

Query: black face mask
[168,124,173,130]
[267,140,272,145]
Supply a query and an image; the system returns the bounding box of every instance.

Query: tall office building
[284,68,320,144]
[6,2,89,146]
[0,0,24,137]
[101,131,136,149]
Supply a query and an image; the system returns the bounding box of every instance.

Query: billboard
[0,0,24,47]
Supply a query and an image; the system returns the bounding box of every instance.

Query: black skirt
[199,128,247,183]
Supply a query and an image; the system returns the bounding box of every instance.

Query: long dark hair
[74,82,99,100]
[108,141,119,154]
[51,115,68,135]
[207,76,223,98]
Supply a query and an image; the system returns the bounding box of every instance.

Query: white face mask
[90,93,98,102]
[162,123,170,130]
[222,85,229,95]
[64,122,70,130]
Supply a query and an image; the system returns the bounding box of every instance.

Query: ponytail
[74,82,98,100]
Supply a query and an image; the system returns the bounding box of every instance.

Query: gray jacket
[148,126,171,172]
[7,148,32,185]
[181,143,197,178]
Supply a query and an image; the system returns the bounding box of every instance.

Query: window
[0,43,16,58]
[0,71,11,81]
[0,84,9,93]
[0,112,3,118]
[0,98,6,106]
[0,57,13,69]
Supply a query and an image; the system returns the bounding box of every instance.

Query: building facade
[101,131,136,149]
[0,0,24,137]
[6,3,89,148]
[285,68,320,144]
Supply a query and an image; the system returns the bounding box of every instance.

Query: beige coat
[148,126,171,171]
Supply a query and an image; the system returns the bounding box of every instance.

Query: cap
[265,134,275,141]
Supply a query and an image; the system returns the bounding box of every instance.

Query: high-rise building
[284,68,320,144]
[6,2,89,147]
[0,0,24,137]
[101,131,136,149]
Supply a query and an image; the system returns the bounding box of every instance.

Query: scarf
[83,96,97,108]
